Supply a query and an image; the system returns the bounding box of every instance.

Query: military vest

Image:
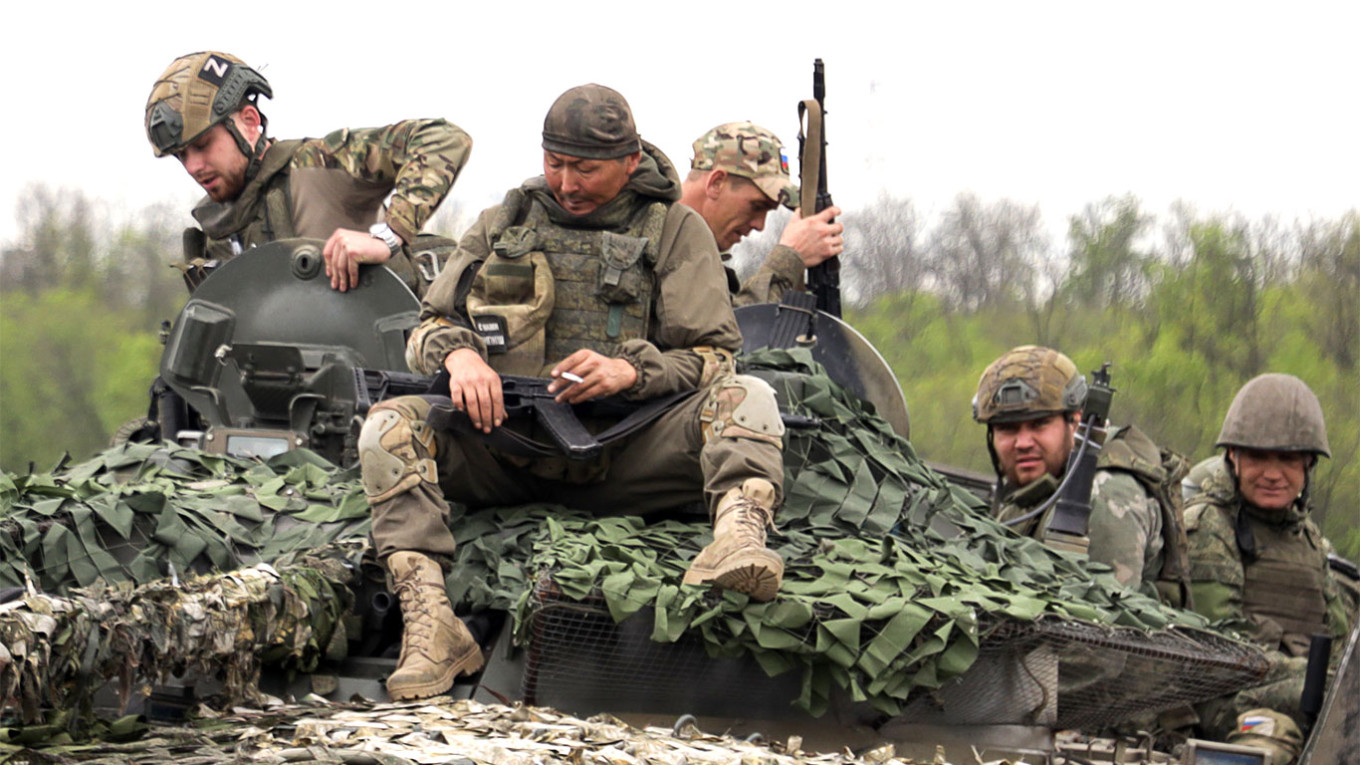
[994,425,1193,606]
[468,189,669,377]
[1099,425,1194,608]
[189,140,303,262]
[1237,509,1330,657]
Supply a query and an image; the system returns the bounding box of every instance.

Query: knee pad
[700,374,784,447]
[359,398,439,504]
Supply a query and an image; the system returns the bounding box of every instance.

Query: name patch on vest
[473,314,508,354]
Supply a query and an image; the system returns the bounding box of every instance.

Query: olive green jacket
[408,146,742,401]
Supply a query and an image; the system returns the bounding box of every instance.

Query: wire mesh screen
[986,619,1269,730]
[521,579,803,719]
[521,574,1268,729]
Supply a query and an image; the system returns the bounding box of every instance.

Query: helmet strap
[221,116,270,182]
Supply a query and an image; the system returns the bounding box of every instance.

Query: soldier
[678,122,844,306]
[973,345,1191,601]
[358,85,788,701]
[1184,373,1358,763]
[145,51,471,296]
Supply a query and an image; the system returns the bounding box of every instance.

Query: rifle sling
[798,99,823,215]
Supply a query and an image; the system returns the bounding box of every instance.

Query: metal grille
[521,578,802,719]
[987,618,1269,730]
[521,575,1268,729]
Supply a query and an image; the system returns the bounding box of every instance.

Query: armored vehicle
[10,234,1350,765]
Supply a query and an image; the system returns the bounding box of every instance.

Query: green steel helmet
[973,345,1087,424]
[145,51,272,158]
[1216,373,1331,458]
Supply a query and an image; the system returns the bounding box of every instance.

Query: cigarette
[561,372,585,384]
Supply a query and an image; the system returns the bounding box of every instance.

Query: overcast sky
[2,1,1355,247]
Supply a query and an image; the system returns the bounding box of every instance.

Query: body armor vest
[469,191,669,376]
[190,140,302,262]
[1100,425,1194,607]
[1238,510,1330,657]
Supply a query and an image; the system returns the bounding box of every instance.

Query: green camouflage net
[0,446,371,593]
[1,348,1241,726]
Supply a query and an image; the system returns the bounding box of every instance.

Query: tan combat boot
[683,478,783,602]
[385,551,484,700]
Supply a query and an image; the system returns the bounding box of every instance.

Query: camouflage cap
[973,345,1088,424]
[542,84,640,160]
[145,51,272,158]
[691,122,798,209]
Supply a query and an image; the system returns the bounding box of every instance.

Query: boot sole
[683,556,783,602]
[387,645,486,701]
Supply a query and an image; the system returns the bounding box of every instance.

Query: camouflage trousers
[362,375,786,562]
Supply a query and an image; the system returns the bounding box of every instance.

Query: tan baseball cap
[691,121,798,208]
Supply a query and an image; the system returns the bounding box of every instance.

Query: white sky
[2,1,1356,247]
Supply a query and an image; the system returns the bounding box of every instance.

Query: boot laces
[395,579,438,643]
[730,499,772,544]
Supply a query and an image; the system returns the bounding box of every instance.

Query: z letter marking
[199,57,230,84]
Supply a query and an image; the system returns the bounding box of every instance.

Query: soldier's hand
[323,228,396,292]
[549,350,638,404]
[779,206,844,268]
[444,348,504,433]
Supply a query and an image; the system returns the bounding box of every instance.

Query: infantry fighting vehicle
[9,235,1354,765]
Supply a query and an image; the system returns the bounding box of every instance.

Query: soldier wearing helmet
[679,122,844,306]
[356,85,787,701]
[145,51,472,296]
[1182,373,1357,763]
[974,345,1192,602]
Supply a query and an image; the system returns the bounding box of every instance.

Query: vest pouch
[595,232,649,305]
[467,244,555,377]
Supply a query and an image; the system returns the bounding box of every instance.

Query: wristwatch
[369,222,403,255]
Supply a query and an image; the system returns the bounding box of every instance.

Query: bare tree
[840,192,925,307]
[925,193,1045,313]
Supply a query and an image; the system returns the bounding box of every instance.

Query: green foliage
[0,289,164,473]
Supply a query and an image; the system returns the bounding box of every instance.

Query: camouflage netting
[0,348,1264,731]
[0,543,359,726]
[0,697,961,765]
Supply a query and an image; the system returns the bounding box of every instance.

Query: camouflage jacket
[407,143,742,400]
[996,465,1164,592]
[1183,459,1356,654]
[728,245,805,307]
[189,119,471,292]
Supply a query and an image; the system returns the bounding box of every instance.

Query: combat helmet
[1216,373,1330,458]
[145,51,272,159]
[973,345,1088,425]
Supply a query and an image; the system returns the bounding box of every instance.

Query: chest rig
[468,192,668,377]
[1238,508,1330,657]
[191,140,302,262]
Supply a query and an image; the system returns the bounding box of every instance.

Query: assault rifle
[357,370,818,464]
[799,58,840,318]
[1040,363,1116,555]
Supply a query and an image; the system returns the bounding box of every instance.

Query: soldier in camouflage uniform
[1184,373,1358,763]
[678,122,844,306]
[145,51,471,297]
[357,85,788,701]
[973,346,1192,602]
